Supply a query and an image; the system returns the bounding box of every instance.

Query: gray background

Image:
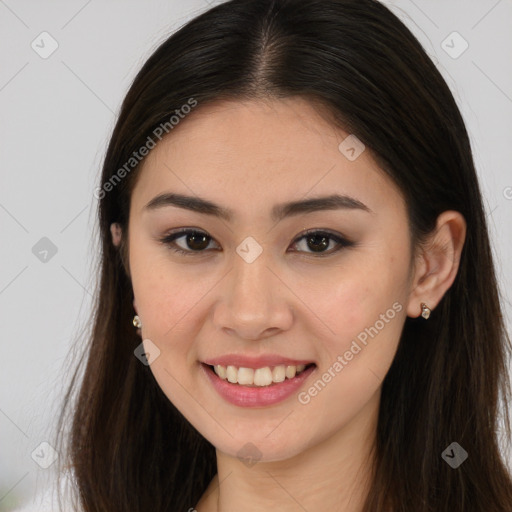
[1,0,511,509]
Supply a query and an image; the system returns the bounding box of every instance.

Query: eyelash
[159,228,354,257]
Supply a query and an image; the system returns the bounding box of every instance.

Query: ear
[110,222,122,247]
[406,210,466,318]
[133,299,138,315]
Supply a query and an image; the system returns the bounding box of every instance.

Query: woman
[41,0,512,510]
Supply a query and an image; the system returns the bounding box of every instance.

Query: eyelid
[289,228,354,255]
[159,228,218,256]
[159,227,355,256]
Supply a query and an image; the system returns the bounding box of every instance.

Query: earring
[133,315,142,328]
[420,302,431,319]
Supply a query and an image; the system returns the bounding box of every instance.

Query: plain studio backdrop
[0,0,511,510]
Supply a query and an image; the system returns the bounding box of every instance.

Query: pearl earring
[133,315,142,328]
[420,302,431,319]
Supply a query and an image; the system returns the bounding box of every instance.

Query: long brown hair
[54,0,512,510]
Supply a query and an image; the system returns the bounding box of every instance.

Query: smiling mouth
[205,363,316,387]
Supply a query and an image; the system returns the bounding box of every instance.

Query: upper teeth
[213,364,307,386]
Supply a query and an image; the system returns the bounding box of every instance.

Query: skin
[111,97,466,511]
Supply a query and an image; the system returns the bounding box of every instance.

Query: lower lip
[200,363,316,408]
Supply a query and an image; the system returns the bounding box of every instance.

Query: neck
[197,390,380,512]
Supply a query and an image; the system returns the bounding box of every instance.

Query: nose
[212,251,294,341]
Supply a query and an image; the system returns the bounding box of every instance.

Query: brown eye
[160,229,217,256]
[303,233,330,252]
[180,232,210,251]
[160,228,354,257]
[290,230,354,256]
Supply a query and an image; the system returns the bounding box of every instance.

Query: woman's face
[127,97,416,462]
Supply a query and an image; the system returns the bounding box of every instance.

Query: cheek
[129,238,207,339]
[319,271,402,349]
[308,250,409,402]
[298,292,406,444]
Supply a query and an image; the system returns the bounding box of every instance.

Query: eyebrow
[144,192,373,222]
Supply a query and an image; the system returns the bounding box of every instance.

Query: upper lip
[202,354,315,368]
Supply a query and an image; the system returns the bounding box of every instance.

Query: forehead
[131,97,406,222]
